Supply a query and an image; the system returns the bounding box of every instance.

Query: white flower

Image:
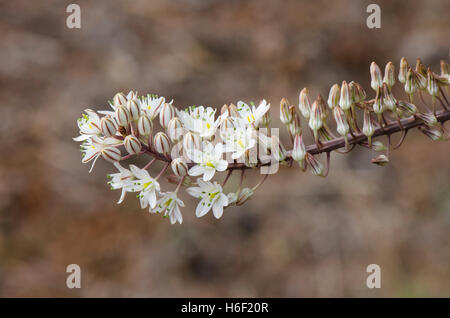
[108,162,135,203]
[73,109,102,141]
[129,165,161,209]
[187,179,229,218]
[80,135,122,173]
[177,105,227,139]
[188,142,228,181]
[153,192,184,224]
[236,99,270,127]
[140,95,166,120]
[223,124,256,159]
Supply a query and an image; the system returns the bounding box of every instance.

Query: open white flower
[108,162,135,204]
[153,192,184,224]
[73,109,102,141]
[140,95,166,120]
[187,179,229,219]
[129,165,161,209]
[236,100,270,127]
[223,125,256,159]
[177,106,227,139]
[80,135,122,173]
[188,142,228,181]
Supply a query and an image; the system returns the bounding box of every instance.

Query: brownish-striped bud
[298,88,311,119]
[383,62,395,88]
[100,117,117,137]
[171,158,189,177]
[137,113,153,136]
[127,98,141,121]
[339,80,352,110]
[398,57,409,84]
[124,135,142,154]
[327,83,340,109]
[280,98,292,124]
[370,62,383,91]
[154,132,171,155]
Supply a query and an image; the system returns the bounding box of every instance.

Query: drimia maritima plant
[74,57,450,225]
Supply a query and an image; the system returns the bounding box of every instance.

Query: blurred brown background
[0,0,449,297]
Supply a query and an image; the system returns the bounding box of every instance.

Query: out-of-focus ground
[0,0,449,297]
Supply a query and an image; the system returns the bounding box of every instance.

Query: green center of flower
[209,191,219,200]
[206,161,215,168]
[143,181,152,189]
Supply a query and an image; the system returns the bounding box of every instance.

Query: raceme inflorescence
[74,57,450,224]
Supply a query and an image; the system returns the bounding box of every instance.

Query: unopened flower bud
[373,90,384,115]
[236,188,254,206]
[159,103,176,129]
[333,106,349,137]
[363,109,375,143]
[382,83,396,111]
[126,99,141,121]
[101,147,122,163]
[137,113,153,136]
[280,98,293,124]
[418,126,446,141]
[405,68,417,95]
[427,69,438,97]
[316,95,328,121]
[100,117,117,137]
[183,131,200,151]
[416,112,438,127]
[371,154,389,166]
[292,133,306,162]
[124,135,142,154]
[154,132,171,155]
[327,84,340,109]
[309,99,323,132]
[397,101,417,116]
[299,88,311,119]
[370,62,383,91]
[288,112,302,135]
[167,117,183,143]
[415,58,427,77]
[306,153,324,177]
[350,81,366,103]
[113,92,127,107]
[171,158,189,177]
[339,80,352,111]
[383,61,395,88]
[115,105,131,126]
[398,57,409,84]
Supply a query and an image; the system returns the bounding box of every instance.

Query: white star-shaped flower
[188,142,228,181]
[153,192,184,224]
[187,179,229,219]
[236,99,270,127]
[223,125,256,159]
[80,135,122,173]
[177,106,227,139]
[129,165,161,209]
[108,162,135,204]
[73,109,102,142]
